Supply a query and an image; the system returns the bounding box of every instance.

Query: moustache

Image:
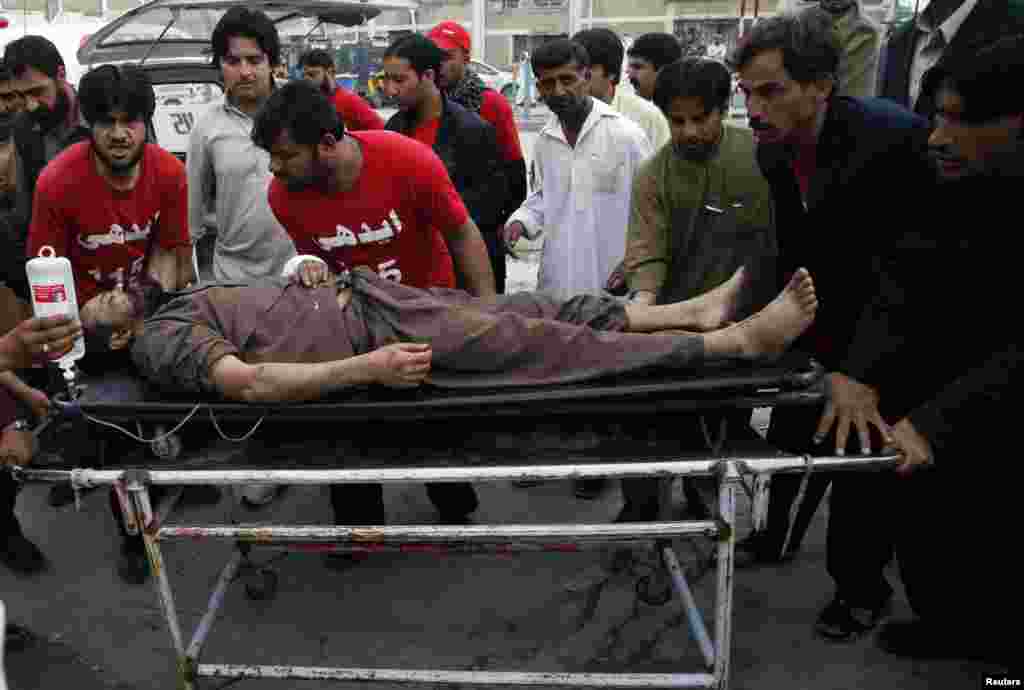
[749,117,771,131]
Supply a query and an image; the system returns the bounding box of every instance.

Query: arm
[506,140,546,240]
[25,180,69,261]
[457,122,507,230]
[624,162,668,304]
[0,370,47,421]
[186,122,214,244]
[158,158,195,288]
[443,219,496,298]
[210,342,432,403]
[341,90,385,131]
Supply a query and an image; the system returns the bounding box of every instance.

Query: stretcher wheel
[244,567,279,601]
[636,572,672,606]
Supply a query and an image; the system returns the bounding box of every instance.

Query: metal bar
[155,487,184,531]
[713,465,740,690]
[13,454,901,487]
[197,665,718,687]
[159,522,720,544]
[750,474,771,533]
[126,481,191,690]
[662,545,715,669]
[186,550,243,662]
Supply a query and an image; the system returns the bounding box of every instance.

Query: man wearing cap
[428,21,526,294]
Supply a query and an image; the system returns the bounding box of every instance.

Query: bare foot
[682,266,748,332]
[707,268,817,360]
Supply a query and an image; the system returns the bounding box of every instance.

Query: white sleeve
[281,254,328,278]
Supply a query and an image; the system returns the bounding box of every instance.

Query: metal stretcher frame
[14,358,899,690]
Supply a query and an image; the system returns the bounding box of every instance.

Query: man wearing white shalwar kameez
[504,39,651,300]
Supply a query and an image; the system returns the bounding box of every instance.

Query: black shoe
[613,502,659,523]
[48,483,98,508]
[877,619,1010,665]
[0,531,48,575]
[4,622,36,652]
[574,478,606,500]
[734,531,797,569]
[116,542,150,585]
[178,485,222,507]
[814,596,891,642]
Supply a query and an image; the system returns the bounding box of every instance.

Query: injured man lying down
[77,259,818,402]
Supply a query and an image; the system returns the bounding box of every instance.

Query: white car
[469,59,516,100]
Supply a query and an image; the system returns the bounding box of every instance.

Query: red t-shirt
[410,117,441,148]
[332,87,385,131]
[268,130,467,289]
[479,89,523,163]
[27,142,190,305]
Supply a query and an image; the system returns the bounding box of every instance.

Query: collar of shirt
[916,0,979,46]
[539,97,621,146]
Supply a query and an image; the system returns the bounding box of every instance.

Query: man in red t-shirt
[26,65,214,584]
[381,34,508,292]
[255,80,494,540]
[300,48,384,132]
[428,21,527,293]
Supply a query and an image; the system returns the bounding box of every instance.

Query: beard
[94,141,145,177]
[674,140,716,163]
[285,149,329,192]
[31,85,70,133]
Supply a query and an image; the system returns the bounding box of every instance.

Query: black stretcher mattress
[59,352,826,424]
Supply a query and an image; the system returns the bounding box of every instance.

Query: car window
[471,61,497,75]
[99,8,224,44]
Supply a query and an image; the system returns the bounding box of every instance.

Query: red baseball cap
[428,21,471,54]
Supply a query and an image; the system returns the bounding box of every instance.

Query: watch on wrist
[10,419,30,432]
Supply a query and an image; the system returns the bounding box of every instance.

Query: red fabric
[268,131,467,289]
[479,89,523,163]
[27,143,190,305]
[410,118,441,148]
[332,87,385,131]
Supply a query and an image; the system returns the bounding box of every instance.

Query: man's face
[437,48,468,90]
[303,65,335,94]
[11,66,62,126]
[627,57,658,100]
[0,80,25,120]
[91,110,147,177]
[268,129,330,192]
[666,96,724,161]
[221,36,273,104]
[929,87,1024,181]
[80,285,137,336]
[381,56,428,112]
[585,64,615,102]
[738,48,830,145]
[535,61,589,118]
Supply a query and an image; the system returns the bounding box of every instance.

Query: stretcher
[13,353,898,690]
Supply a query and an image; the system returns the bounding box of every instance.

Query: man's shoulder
[831,96,927,138]
[147,144,187,180]
[598,104,648,147]
[615,89,662,119]
[481,88,514,118]
[36,141,92,194]
[445,98,491,135]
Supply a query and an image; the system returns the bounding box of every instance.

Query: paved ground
[2,110,1010,690]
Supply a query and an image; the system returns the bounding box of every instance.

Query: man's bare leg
[625,267,747,333]
[702,268,817,360]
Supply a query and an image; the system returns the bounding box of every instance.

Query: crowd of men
[0,0,1021,676]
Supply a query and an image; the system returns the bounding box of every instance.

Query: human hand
[293,259,332,289]
[605,261,627,295]
[0,315,82,371]
[368,342,432,388]
[886,418,934,475]
[502,222,526,250]
[0,426,36,467]
[814,373,893,456]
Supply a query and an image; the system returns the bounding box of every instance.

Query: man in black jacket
[732,9,934,641]
[382,33,508,280]
[869,36,1023,666]
[877,0,1024,118]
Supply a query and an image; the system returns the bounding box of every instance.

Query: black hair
[626,33,683,72]
[923,35,1024,125]
[531,39,590,76]
[251,80,344,150]
[0,61,11,84]
[571,28,624,85]
[653,58,732,114]
[383,33,446,79]
[731,9,839,85]
[3,35,65,80]
[211,7,281,69]
[299,48,335,71]
[78,65,156,125]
